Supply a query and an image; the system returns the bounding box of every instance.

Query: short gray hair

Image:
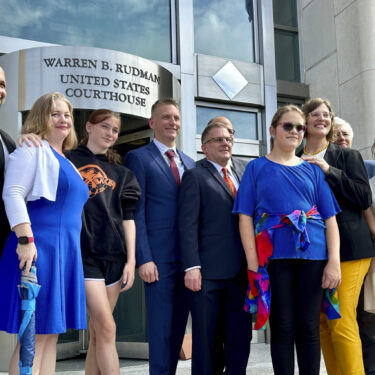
[334,117,354,139]
[201,122,229,144]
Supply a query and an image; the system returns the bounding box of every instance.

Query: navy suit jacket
[0,129,16,255]
[178,158,246,279]
[125,141,195,266]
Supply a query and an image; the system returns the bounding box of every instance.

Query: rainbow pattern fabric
[244,206,341,330]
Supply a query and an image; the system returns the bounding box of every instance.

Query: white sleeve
[2,146,37,228]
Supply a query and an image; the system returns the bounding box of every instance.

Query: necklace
[303,142,329,155]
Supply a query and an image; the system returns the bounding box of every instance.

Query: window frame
[195,101,262,158]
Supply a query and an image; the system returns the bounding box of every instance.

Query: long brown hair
[22,92,77,150]
[81,109,121,164]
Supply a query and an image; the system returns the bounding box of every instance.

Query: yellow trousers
[320,258,371,375]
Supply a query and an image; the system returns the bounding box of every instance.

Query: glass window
[273,0,297,27]
[0,0,172,62]
[193,0,255,62]
[273,0,300,82]
[196,106,258,140]
[274,30,300,82]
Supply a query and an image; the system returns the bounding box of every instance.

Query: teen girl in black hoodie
[67,110,141,374]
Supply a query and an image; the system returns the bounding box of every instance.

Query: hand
[322,260,341,289]
[16,243,37,274]
[18,134,43,147]
[184,268,202,292]
[138,261,159,283]
[120,262,135,292]
[303,156,330,174]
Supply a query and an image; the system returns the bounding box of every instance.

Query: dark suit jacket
[300,142,374,261]
[0,129,16,255]
[178,158,246,279]
[125,141,195,265]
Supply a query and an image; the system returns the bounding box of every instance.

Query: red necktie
[222,167,236,197]
[165,150,181,186]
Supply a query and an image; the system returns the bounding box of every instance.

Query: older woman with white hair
[332,117,354,149]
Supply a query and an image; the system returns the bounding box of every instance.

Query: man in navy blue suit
[197,116,248,173]
[125,98,195,375]
[179,122,252,375]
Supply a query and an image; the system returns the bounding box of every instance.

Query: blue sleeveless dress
[0,148,89,334]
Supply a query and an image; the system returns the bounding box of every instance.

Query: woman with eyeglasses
[300,98,374,375]
[233,105,341,375]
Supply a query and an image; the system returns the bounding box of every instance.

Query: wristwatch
[18,236,34,245]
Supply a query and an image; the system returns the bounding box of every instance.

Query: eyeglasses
[203,136,234,145]
[277,122,306,133]
[227,128,235,135]
[309,111,332,119]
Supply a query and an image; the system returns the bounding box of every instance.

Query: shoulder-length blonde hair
[21,92,78,150]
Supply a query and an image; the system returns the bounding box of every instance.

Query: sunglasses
[277,122,306,133]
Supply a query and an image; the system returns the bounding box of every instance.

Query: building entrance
[56,109,153,360]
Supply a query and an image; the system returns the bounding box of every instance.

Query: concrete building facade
[0,0,374,369]
[300,0,375,157]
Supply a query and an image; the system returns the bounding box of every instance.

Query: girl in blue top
[233,105,341,375]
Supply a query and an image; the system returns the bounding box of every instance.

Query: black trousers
[268,259,326,375]
[190,272,252,375]
[357,284,375,375]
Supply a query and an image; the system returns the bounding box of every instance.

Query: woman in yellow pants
[299,98,374,375]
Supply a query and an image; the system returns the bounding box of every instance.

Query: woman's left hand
[303,156,330,174]
[120,262,135,292]
[322,260,341,289]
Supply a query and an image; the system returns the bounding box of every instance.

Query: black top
[299,142,374,261]
[0,129,16,257]
[66,145,141,262]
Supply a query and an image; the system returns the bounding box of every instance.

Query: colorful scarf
[244,206,341,330]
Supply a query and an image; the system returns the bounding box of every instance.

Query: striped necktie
[222,167,236,197]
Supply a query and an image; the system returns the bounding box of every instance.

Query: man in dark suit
[197,116,248,172]
[125,98,195,375]
[179,122,252,375]
[0,66,16,256]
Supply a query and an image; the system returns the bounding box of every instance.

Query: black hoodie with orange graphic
[66,144,141,262]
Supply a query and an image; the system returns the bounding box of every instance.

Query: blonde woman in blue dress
[0,92,88,375]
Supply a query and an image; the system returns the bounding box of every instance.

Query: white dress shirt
[153,138,185,179]
[207,160,239,190]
